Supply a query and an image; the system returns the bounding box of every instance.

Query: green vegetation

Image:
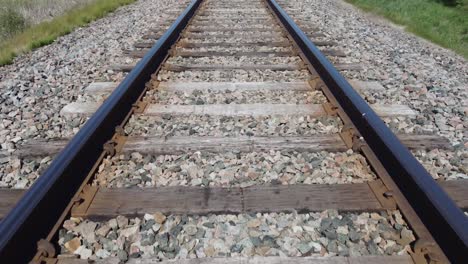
[0,0,136,65]
[345,0,468,58]
[0,7,27,38]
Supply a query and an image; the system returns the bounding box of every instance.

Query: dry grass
[1,0,94,25]
[0,0,136,65]
[0,0,94,41]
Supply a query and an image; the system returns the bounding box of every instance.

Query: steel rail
[265,0,468,262]
[0,0,203,262]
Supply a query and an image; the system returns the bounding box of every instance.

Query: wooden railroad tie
[3,134,452,158]
[110,62,361,72]
[2,180,467,220]
[81,81,380,95]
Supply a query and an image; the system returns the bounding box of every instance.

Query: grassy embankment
[345,0,468,58]
[0,0,136,65]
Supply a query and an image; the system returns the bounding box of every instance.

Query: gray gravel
[187,25,274,30]
[0,156,52,188]
[178,46,293,52]
[183,37,288,43]
[0,0,191,188]
[58,210,414,260]
[93,150,376,188]
[279,0,467,180]
[157,70,310,82]
[125,115,343,137]
[167,56,303,65]
[145,89,326,105]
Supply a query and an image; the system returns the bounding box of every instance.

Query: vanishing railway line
[0,0,467,263]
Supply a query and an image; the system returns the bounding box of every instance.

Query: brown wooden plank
[322,49,346,57]
[163,63,305,71]
[181,32,285,39]
[60,102,415,117]
[313,40,337,46]
[13,138,68,158]
[306,32,326,38]
[397,134,452,150]
[142,33,162,40]
[170,49,343,58]
[143,103,325,116]
[82,80,383,95]
[8,134,451,158]
[191,15,318,26]
[193,17,272,22]
[0,189,24,218]
[134,42,158,49]
[143,103,322,115]
[109,64,134,72]
[176,40,292,48]
[57,255,413,264]
[334,63,363,71]
[158,81,312,92]
[200,9,268,13]
[168,49,340,58]
[83,81,310,95]
[243,184,384,212]
[122,135,348,154]
[1,181,467,221]
[186,27,283,33]
[161,63,358,72]
[110,62,308,72]
[200,8,267,12]
[125,49,296,58]
[82,186,243,219]
[81,183,386,219]
[125,50,150,58]
[143,103,416,117]
[81,182,468,220]
[440,179,468,209]
[172,50,296,58]
[198,12,269,17]
[191,21,275,27]
[181,32,325,39]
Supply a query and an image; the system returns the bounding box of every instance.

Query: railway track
[0,0,467,263]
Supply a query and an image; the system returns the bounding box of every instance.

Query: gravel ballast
[157,69,311,82]
[93,150,376,188]
[125,115,343,137]
[0,0,191,188]
[58,210,414,260]
[145,89,327,105]
[279,0,467,181]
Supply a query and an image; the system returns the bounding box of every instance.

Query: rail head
[0,0,204,262]
[264,0,468,262]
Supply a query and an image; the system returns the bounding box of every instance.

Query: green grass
[0,0,136,65]
[0,6,27,38]
[345,0,468,58]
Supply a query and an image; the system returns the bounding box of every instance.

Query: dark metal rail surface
[265,0,468,262]
[1,0,467,262]
[0,0,202,262]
